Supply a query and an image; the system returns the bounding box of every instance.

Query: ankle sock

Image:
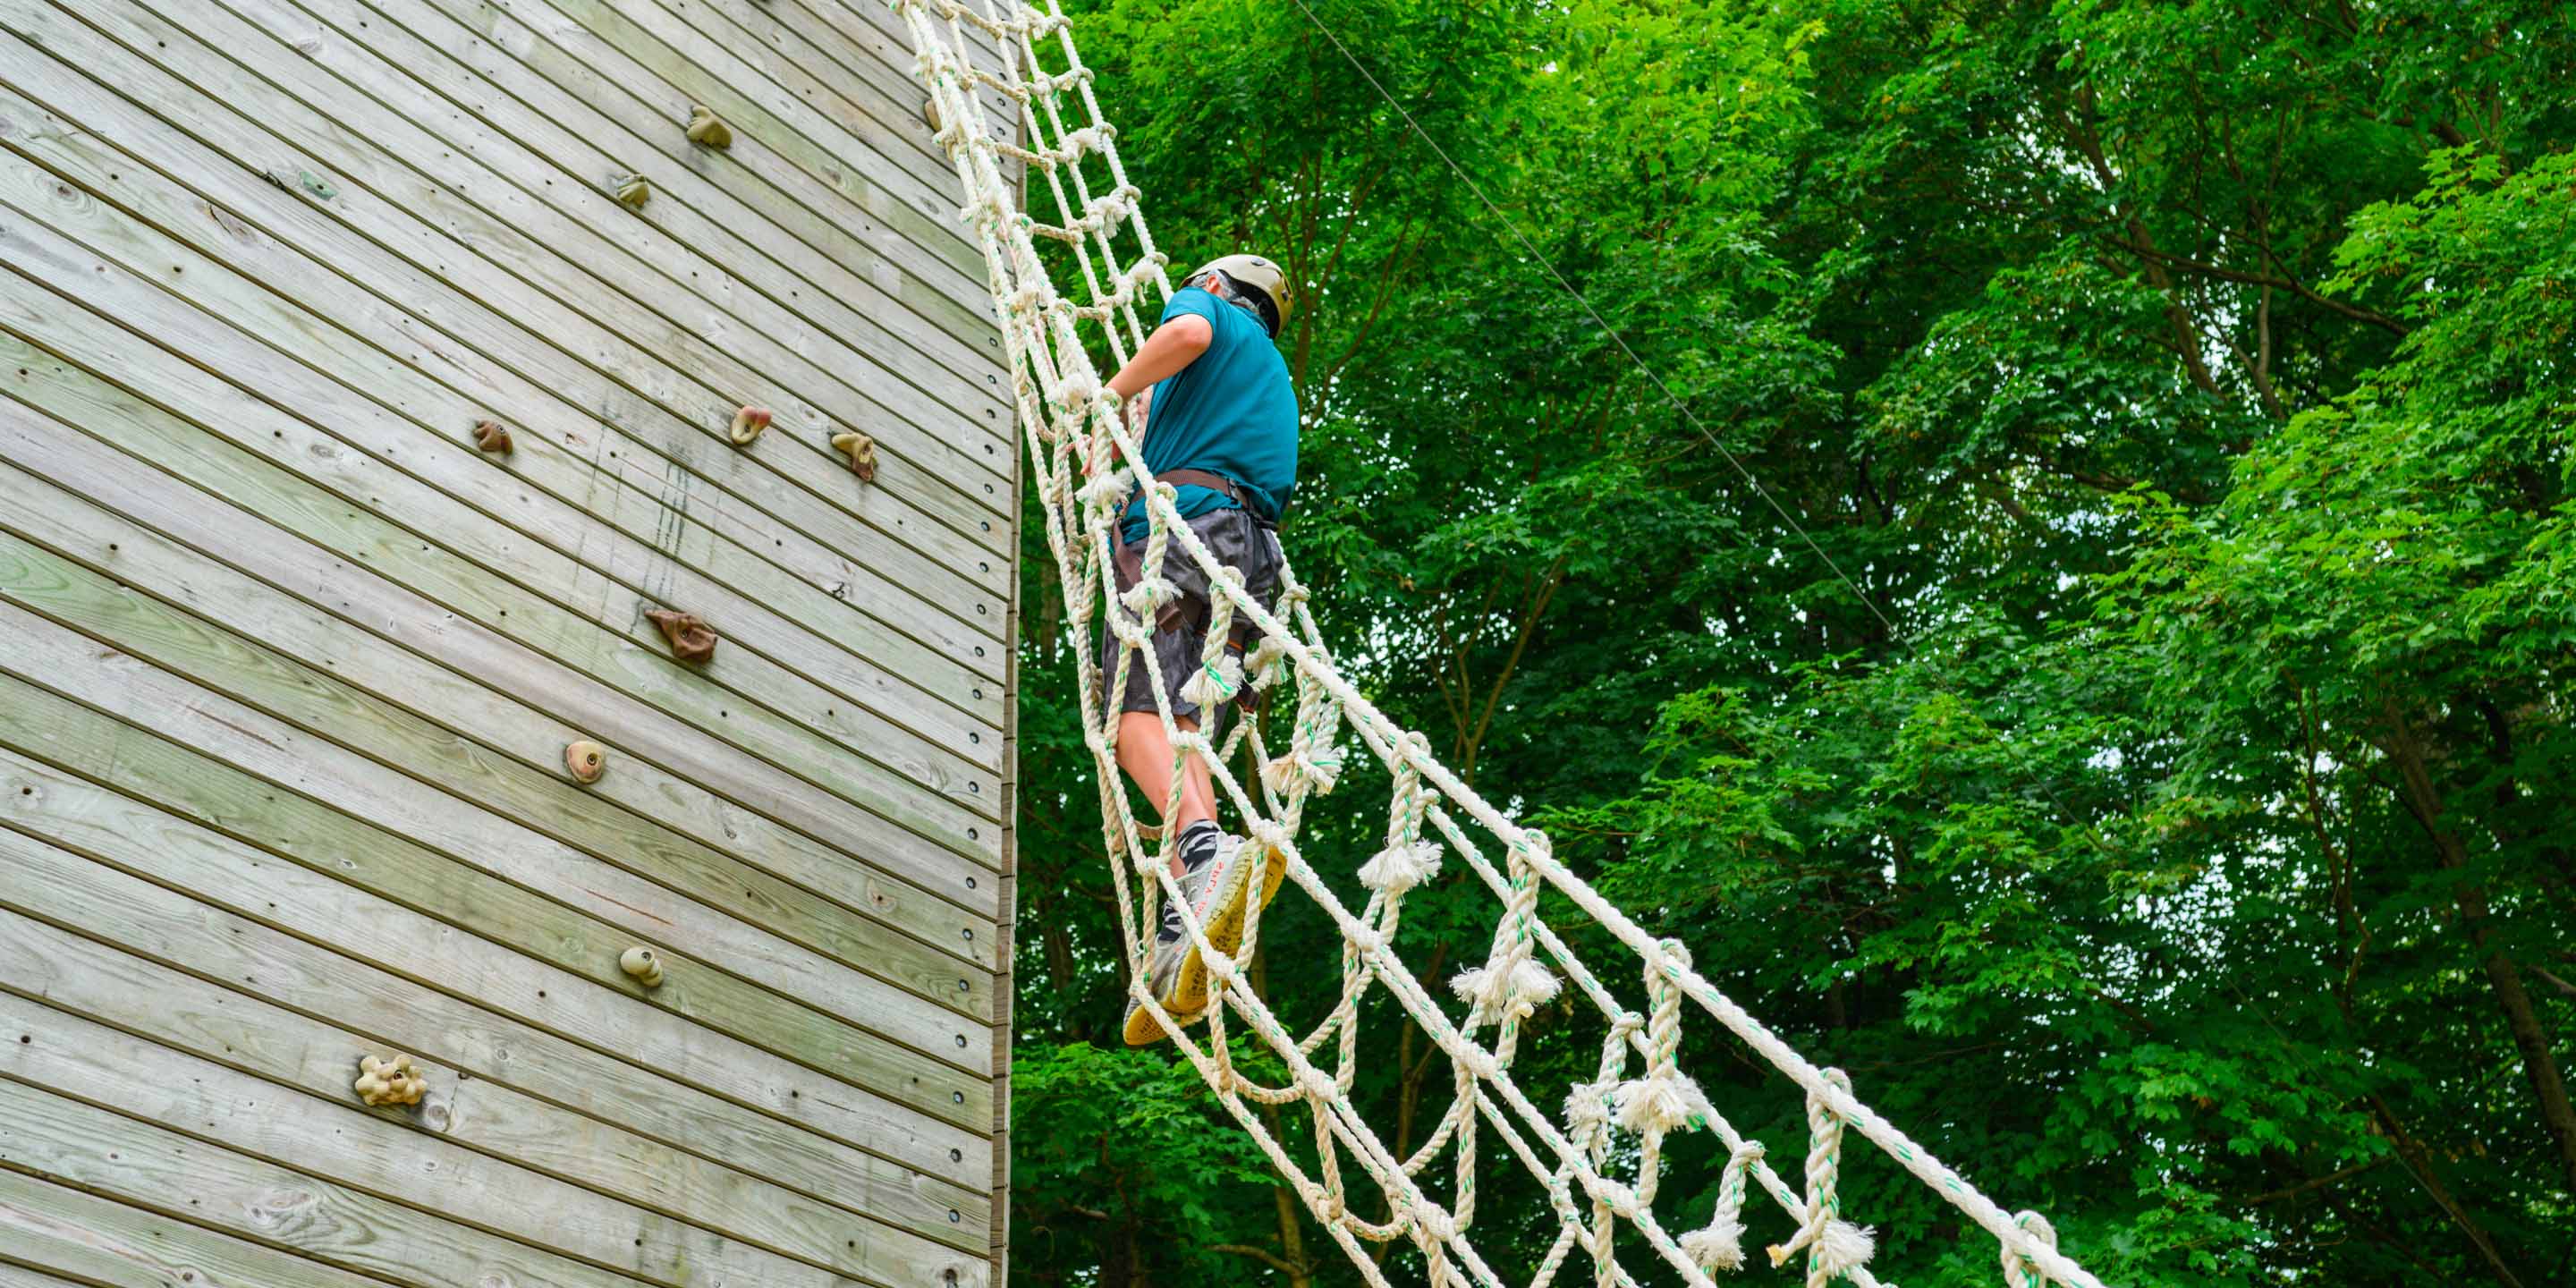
[1157,821,1224,944]
[1177,819,1222,872]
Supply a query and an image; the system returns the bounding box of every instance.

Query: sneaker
[1120,932,1191,1046]
[1121,825,1225,1046]
[1166,830,1287,1018]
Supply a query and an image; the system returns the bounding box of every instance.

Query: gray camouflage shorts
[1099,505,1286,739]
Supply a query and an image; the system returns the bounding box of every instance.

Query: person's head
[1186,253,1292,340]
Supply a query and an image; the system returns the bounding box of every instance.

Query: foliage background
[1003,2,2576,1284]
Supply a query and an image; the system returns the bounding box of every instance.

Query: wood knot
[563,739,607,784]
[470,419,512,453]
[685,104,733,149]
[829,430,877,482]
[727,404,772,445]
[353,1053,427,1106]
[619,946,665,987]
[610,173,650,209]
[643,608,717,664]
[247,1186,319,1231]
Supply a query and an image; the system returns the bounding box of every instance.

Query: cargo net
[892,3,2106,1285]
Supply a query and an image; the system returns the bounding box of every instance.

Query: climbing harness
[893,3,2110,1284]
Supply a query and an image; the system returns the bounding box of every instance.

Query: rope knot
[1580,1175,1641,1219]
[2000,1210,2059,1288]
[1243,634,1292,688]
[1177,651,1244,708]
[1261,747,1343,796]
[1562,1079,1614,1135]
[1450,958,1559,1023]
[1358,839,1442,894]
[1767,1067,1874,1284]
[1295,1064,1338,1102]
[1075,465,1132,511]
[1683,1140,1768,1272]
[1119,577,1179,621]
[1767,1220,1875,1277]
[1414,1206,1457,1244]
[1612,1071,1713,1135]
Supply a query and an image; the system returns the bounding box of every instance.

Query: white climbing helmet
[1186,252,1292,338]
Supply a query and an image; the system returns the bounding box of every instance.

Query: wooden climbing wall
[0,0,1021,1283]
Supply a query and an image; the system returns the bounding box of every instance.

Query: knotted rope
[891,4,2107,1285]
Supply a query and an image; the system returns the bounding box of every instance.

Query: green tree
[1004,2,2576,1284]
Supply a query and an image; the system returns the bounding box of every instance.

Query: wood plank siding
[0,0,1022,1280]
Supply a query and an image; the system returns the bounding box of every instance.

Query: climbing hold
[728,405,772,445]
[471,419,513,453]
[644,608,718,664]
[298,169,338,201]
[352,1054,427,1107]
[829,430,877,482]
[620,945,665,987]
[611,173,651,208]
[685,105,733,149]
[564,739,607,784]
[921,98,941,132]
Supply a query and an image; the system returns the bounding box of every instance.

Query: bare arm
[1106,313,1212,403]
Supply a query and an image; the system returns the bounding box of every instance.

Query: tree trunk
[1273,1181,1315,1288]
[2383,699,2576,1193]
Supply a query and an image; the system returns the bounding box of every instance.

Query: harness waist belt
[1142,469,1273,526]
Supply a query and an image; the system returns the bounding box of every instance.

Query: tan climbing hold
[564,739,607,784]
[921,98,941,132]
[685,105,733,149]
[353,1054,427,1107]
[728,405,773,445]
[829,430,878,482]
[644,608,718,664]
[471,419,512,453]
[612,173,651,208]
[620,946,666,987]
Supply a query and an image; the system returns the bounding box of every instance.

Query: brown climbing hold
[612,173,650,208]
[921,98,941,133]
[644,608,718,664]
[353,1054,427,1107]
[728,405,772,445]
[685,105,733,149]
[829,430,877,482]
[471,419,512,453]
[620,945,666,987]
[564,739,607,784]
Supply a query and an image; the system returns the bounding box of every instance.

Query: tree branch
[1213,1243,1302,1275]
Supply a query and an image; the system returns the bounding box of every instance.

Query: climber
[1100,253,1298,1046]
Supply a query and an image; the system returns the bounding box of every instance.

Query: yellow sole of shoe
[1122,986,1215,1046]
[1168,843,1288,1018]
[1122,1001,1169,1046]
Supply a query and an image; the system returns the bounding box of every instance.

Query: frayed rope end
[1682,1219,1748,1273]
[1452,958,1560,1021]
[1613,1071,1712,1135]
[1359,840,1442,894]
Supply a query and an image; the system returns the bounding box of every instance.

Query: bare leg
[1116,710,1216,877]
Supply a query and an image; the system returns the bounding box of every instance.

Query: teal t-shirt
[1119,285,1299,544]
